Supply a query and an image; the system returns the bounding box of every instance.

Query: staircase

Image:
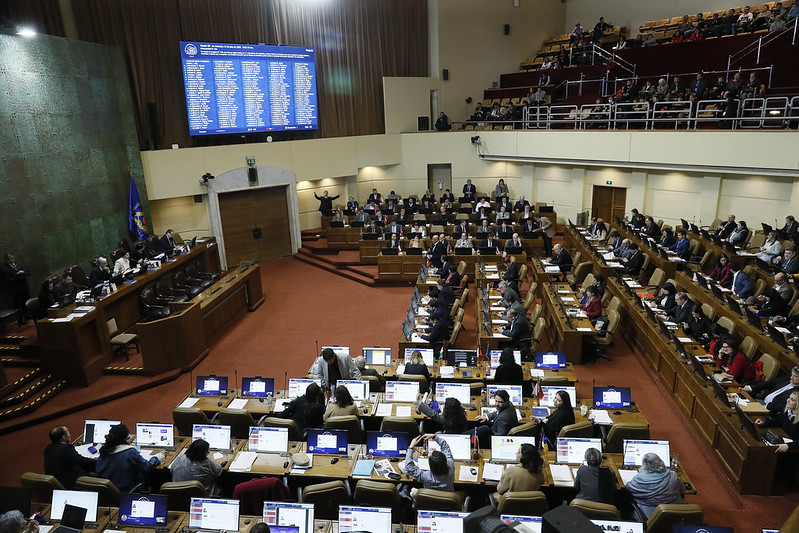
[293,231,382,286]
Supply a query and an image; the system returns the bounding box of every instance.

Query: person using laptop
[404,350,432,382]
[157,229,176,255]
[551,244,573,274]
[475,389,519,447]
[314,348,361,390]
[96,424,163,492]
[44,425,97,489]
[404,433,455,492]
[625,453,685,519]
[577,285,602,321]
[169,438,222,494]
[685,305,713,346]
[53,272,79,301]
[500,309,531,353]
[494,347,524,388]
[531,390,575,447]
[574,447,617,504]
[709,254,732,288]
[756,391,799,458]
[742,366,799,415]
[323,385,359,421]
[495,443,544,503]
[274,382,325,433]
[417,397,467,434]
[354,355,385,392]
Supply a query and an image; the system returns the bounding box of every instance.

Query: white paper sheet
[376,403,392,417]
[177,397,199,408]
[395,405,413,417]
[482,462,505,481]
[229,451,257,472]
[618,469,638,485]
[589,409,614,425]
[228,398,248,409]
[549,463,574,486]
[458,464,479,482]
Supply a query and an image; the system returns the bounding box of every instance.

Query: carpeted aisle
[0,255,796,531]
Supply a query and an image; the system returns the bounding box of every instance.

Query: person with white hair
[625,452,685,519]
[89,256,112,286]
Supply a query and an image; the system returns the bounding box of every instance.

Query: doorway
[428,164,452,199]
[218,186,292,265]
[591,185,627,223]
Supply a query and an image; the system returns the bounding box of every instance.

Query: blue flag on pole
[129,176,149,240]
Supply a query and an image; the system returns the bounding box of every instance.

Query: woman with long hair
[96,424,162,492]
[278,382,325,432]
[709,254,733,288]
[496,443,544,498]
[417,397,468,434]
[323,385,359,421]
[169,438,222,493]
[532,390,575,446]
[756,391,799,453]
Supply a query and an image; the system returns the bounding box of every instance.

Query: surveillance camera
[465,97,473,104]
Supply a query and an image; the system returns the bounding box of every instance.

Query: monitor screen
[338,506,392,533]
[135,423,175,448]
[590,520,643,533]
[192,424,232,451]
[428,434,472,461]
[366,431,409,457]
[363,347,392,366]
[489,349,521,368]
[241,377,274,398]
[321,346,350,358]
[196,376,228,396]
[417,511,470,532]
[446,349,478,367]
[288,378,316,399]
[263,502,314,533]
[118,494,168,527]
[501,515,542,533]
[540,386,577,408]
[50,490,98,522]
[490,436,537,462]
[385,381,420,403]
[592,387,632,409]
[188,498,239,532]
[180,41,318,136]
[306,429,348,455]
[535,351,567,369]
[556,437,603,464]
[622,440,670,467]
[336,380,370,401]
[402,320,413,340]
[83,419,121,444]
[487,385,523,407]
[435,382,472,405]
[404,348,435,366]
[248,427,289,453]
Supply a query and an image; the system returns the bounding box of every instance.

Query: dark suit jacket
[489,405,519,436]
[751,377,799,415]
[44,442,97,489]
[89,265,112,286]
[503,262,519,282]
[463,184,477,197]
[781,257,799,275]
[625,251,644,276]
[403,363,431,381]
[642,222,662,239]
[732,271,753,298]
[552,250,573,273]
[157,234,175,254]
[502,316,531,351]
[672,302,692,324]
[421,317,451,344]
[717,220,736,239]
[480,238,498,249]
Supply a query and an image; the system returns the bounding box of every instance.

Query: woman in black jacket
[494,347,530,396]
[404,350,432,381]
[417,397,468,434]
[656,282,677,315]
[532,390,575,446]
[277,382,324,433]
[685,305,713,346]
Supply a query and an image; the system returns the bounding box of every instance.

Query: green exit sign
[605,180,612,185]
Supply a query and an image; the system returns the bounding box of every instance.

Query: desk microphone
[189,368,193,397]
[284,371,288,395]
[234,369,238,396]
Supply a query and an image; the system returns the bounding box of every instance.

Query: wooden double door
[218,186,292,266]
[591,185,627,223]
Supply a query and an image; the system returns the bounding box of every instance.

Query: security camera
[471,136,481,144]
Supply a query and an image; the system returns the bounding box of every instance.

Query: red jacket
[580,296,603,320]
[717,351,755,382]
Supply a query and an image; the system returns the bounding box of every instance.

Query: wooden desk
[107,510,186,533]
[359,239,384,263]
[327,227,361,249]
[378,254,425,281]
[541,283,595,365]
[198,263,264,341]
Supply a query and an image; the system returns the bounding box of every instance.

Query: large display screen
[180,41,318,136]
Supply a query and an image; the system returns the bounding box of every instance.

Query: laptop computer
[52,504,87,533]
[118,493,168,527]
[51,490,98,522]
[188,498,239,532]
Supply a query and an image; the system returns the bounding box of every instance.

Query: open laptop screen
[51,490,98,522]
[404,348,434,366]
[263,502,314,533]
[417,511,469,532]
[321,346,350,358]
[556,437,602,464]
[592,386,632,409]
[366,431,409,457]
[192,424,231,451]
[248,427,289,453]
[487,385,523,406]
[188,498,239,532]
[336,380,369,401]
[385,381,419,402]
[535,350,567,369]
[435,382,472,405]
[288,378,316,399]
[196,376,228,396]
[489,349,521,368]
[363,347,392,366]
[83,419,121,445]
[338,506,392,533]
[118,494,168,527]
[306,429,348,454]
[490,436,537,462]
[135,423,175,448]
[241,377,274,398]
[622,439,670,467]
[446,349,478,367]
[427,434,472,461]
[540,386,577,407]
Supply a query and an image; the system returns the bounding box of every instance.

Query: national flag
[128,175,148,240]
[397,240,402,254]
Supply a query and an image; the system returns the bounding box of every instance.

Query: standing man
[462,179,477,201]
[535,215,555,256]
[44,425,97,489]
[314,348,361,391]
[1,253,30,324]
[314,190,340,215]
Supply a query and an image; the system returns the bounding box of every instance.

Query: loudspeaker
[248,167,258,184]
[442,68,449,81]
[417,116,430,131]
[193,195,203,203]
[504,24,510,35]
[542,505,601,533]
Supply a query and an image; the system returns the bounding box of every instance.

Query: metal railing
[728,18,799,69]
[607,66,774,97]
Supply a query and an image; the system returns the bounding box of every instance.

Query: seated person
[727,221,749,247]
[520,218,539,234]
[495,443,544,502]
[519,204,535,221]
[436,206,451,224]
[743,366,799,415]
[475,197,492,211]
[157,229,176,255]
[405,434,454,492]
[169,438,222,495]
[37,280,55,318]
[496,205,511,221]
[367,188,382,204]
[574,447,617,504]
[480,234,500,250]
[578,285,602,321]
[685,305,713,345]
[323,385,359,421]
[593,221,608,242]
[531,389,575,446]
[551,244,573,273]
[659,227,676,248]
[757,231,782,263]
[502,256,519,284]
[778,247,799,275]
[475,389,519,448]
[395,208,411,224]
[755,391,799,454]
[474,207,490,223]
[275,382,325,433]
[410,236,422,249]
[363,221,380,235]
[419,199,434,213]
[730,263,753,299]
[355,355,385,392]
[501,308,531,352]
[623,244,644,276]
[613,238,631,259]
[476,219,493,235]
[442,265,462,286]
[497,220,513,236]
[505,232,523,250]
[96,424,163,492]
[53,273,79,300]
[514,196,530,212]
[346,196,359,211]
[416,397,467,434]
[640,216,662,239]
[385,233,401,250]
[89,257,112,286]
[749,288,788,318]
[668,230,691,260]
[453,233,473,251]
[384,220,401,235]
[113,251,140,276]
[716,339,755,382]
[625,453,685,519]
[44,425,97,489]
[655,282,677,315]
[441,189,456,203]
[709,254,733,288]
[314,348,361,389]
[669,292,692,324]
[373,209,387,225]
[494,346,524,386]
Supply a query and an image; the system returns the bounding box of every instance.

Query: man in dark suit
[157,229,176,255]
[502,257,519,285]
[420,312,452,345]
[428,234,447,268]
[743,366,799,415]
[455,220,471,236]
[781,215,799,237]
[475,389,519,447]
[53,273,79,301]
[716,214,737,239]
[314,190,340,214]
[551,244,573,274]
[501,308,531,352]
[432,279,455,307]
[778,247,799,275]
[442,265,462,287]
[89,257,112,287]
[730,262,753,299]
[384,220,401,236]
[505,232,523,250]
[462,179,477,201]
[640,216,662,239]
[513,196,531,212]
[669,230,691,260]
[367,188,382,204]
[623,243,645,276]
[671,292,692,324]
[355,355,385,392]
[441,189,456,203]
[480,235,499,250]
[521,218,539,234]
[1,253,30,323]
[44,425,97,489]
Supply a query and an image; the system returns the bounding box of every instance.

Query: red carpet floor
[0,255,796,531]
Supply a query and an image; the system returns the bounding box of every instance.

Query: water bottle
[266,392,273,409]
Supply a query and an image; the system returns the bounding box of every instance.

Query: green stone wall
[0,32,147,291]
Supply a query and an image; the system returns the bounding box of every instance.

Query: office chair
[154,280,188,303]
[172,407,217,436]
[24,298,40,320]
[173,271,203,298]
[261,417,303,441]
[301,481,351,520]
[644,504,704,533]
[159,481,207,512]
[414,488,469,512]
[569,499,621,520]
[107,318,139,360]
[558,420,595,438]
[140,289,171,321]
[353,480,404,523]
[74,476,121,507]
[66,264,89,288]
[380,416,421,441]
[324,415,364,443]
[185,263,213,290]
[493,491,548,516]
[603,423,650,453]
[19,472,64,505]
[217,408,267,439]
[507,421,540,437]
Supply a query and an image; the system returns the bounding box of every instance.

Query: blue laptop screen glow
[535,351,566,368]
[196,375,228,396]
[593,386,632,409]
[306,429,348,454]
[366,431,408,457]
[241,377,274,397]
[118,494,168,526]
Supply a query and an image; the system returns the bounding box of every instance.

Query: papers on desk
[439,366,455,378]
[545,266,561,273]
[606,262,623,268]
[737,251,757,257]
[458,465,479,482]
[213,452,225,460]
[488,294,502,300]
[493,332,510,338]
[482,462,505,481]
[490,306,505,312]
[352,459,375,477]
[530,369,545,379]
[410,333,429,343]
[549,463,575,486]
[576,327,593,332]
[492,319,506,324]
[396,364,406,375]
[603,252,615,260]
[228,398,248,410]
[561,297,576,302]
[663,321,677,327]
[396,405,413,417]
[139,449,154,459]
[275,399,292,411]
[624,281,642,288]
[376,403,393,417]
[695,355,714,363]
[669,257,686,262]
[775,326,791,334]
[52,316,75,322]
[229,451,257,472]
[589,409,614,425]
[676,337,693,343]
[558,290,571,294]
[416,308,430,316]
[75,444,99,459]
[618,468,638,485]
[38,526,53,533]
[486,273,500,280]
[374,459,397,478]
[73,306,95,314]
[178,397,199,408]
[484,265,499,271]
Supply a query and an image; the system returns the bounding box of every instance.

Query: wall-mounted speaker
[442,68,449,81]
[248,167,258,184]
[418,116,430,131]
[504,24,510,35]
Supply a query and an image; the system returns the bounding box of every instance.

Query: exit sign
[605,180,612,185]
